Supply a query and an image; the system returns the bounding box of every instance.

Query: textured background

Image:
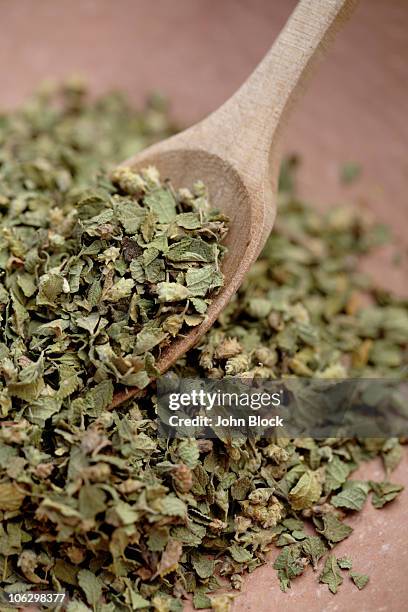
[0,0,406,293]
[0,1,407,610]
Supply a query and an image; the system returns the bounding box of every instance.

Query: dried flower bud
[225,354,249,375]
[111,166,146,195]
[253,347,278,367]
[172,463,193,493]
[34,463,54,479]
[262,443,289,463]
[82,463,111,482]
[214,337,242,359]
[196,439,213,453]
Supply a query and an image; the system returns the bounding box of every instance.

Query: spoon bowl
[123,143,268,372]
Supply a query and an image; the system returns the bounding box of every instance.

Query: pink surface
[237,456,408,612]
[0,2,407,610]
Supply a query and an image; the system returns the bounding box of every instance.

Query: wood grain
[118,0,355,396]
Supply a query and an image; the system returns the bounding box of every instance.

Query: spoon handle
[208,0,357,177]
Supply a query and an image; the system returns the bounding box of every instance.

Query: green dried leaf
[127,592,150,609]
[147,526,169,552]
[157,282,190,302]
[17,273,37,297]
[134,327,166,354]
[79,485,107,519]
[193,592,212,609]
[0,482,26,511]
[185,265,223,296]
[76,312,101,334]
[289,470,322,510]
[340,162,361,185]
[156,539,183,577]
[331,481,369,511]
[104,277,135,302]
[316,513,353,544]
[177,439,200,468]
[144,187,177,223]
[166,237,215,263]
[302,536,327,569]
[160,495,187,518]
[36,272,65,306]
[77,569,103,608]
[176,212,201,229]
[273,544,305,592]
[191,552,215,579]
[337,556,353,570]
[88,380,114,414]
[228,544,253,564]
[350,571,369,590]
[319,556,343,594]
[324,456,351,494]
[369,481,403,508]
[382,442,403,473]
[114,199,145,234]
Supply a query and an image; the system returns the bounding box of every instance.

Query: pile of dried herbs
[0,83,407,611]
[0,82,228,402]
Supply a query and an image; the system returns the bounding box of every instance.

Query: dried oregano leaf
[337,556,353,570]
[78,484,106,519]
[144,187,177,223]
[273,544,306,591]
[331,480,370,511]
[324,456,351,494]
[302,536,327,570]
[193,592,212,609]
[315,513,353,544]
[289,470,322,510]
[369,481,404,508]
[228,544,253,564]
[350,571,370,590]
[77,569,103,608]
[319,556,343,594]
[186,265,224,296]
[0,482,26,511]
[156,539,183,577]
[126,592,150,609]
[382,441,403,474]
[177,438,200,468]
[191,552,216,579]
[147,525,169,552]
[210,594,236,612]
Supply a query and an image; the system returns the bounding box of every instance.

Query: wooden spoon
[111,0,356,408]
